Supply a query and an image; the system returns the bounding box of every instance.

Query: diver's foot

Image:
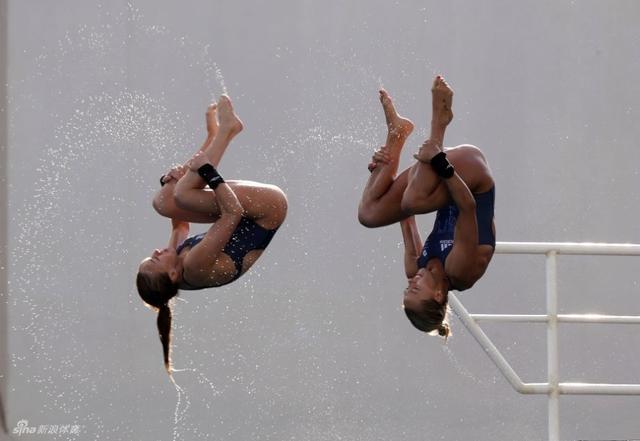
[217,95,244,136]
[379,89,414,139]
[413,138,443,163]
[206,103,218,136]
[431,76,453,128]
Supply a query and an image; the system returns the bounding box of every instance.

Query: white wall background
[3,1,640,440]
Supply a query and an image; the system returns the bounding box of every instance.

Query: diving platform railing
[448,241,640,441]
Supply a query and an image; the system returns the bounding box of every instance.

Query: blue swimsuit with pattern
[176,217,278,289]
[416,187,496,270]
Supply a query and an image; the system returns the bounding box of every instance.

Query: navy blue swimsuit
[416,187,496,269]
[176,217,278,289]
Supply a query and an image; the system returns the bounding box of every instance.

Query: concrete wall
[4,1,640,440]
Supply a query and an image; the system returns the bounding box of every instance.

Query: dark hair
[136,271,179,374]
[404,295,451,339]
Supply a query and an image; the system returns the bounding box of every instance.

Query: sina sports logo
[13,420,36,436]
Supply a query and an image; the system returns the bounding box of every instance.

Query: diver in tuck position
[358,76,496,338]
[136,95,287,374]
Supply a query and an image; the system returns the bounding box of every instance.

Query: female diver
[358,76,496,337]
[136,95,287,374]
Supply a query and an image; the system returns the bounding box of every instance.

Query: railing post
[454,242,640,438]
[546,251,560,441]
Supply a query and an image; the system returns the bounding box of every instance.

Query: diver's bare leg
[155,179,286,226]
[401,76,454,214]
[172,96,286,228]
[200,99,239,168]
[358,90,414,227]
[174,95,243,201]
[153,102,221,218]
[194,102,219,157]
[178,95,243,194]
[204,102,219,143]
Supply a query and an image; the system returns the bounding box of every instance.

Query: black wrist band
[430,152,455,179]
[197,163,225,190]
[160,175,167,187]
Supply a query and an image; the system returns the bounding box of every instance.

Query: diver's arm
[442,171,479,283]
[400,216,422,278]
[181,149,243,275]
[182,211,240,276]
[167,219,189,250]
[182,184,241,281]
[443,169,476,214]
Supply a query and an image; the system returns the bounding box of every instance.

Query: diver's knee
[152,197,165,217]
[358,207,380,228]
[270,186,288,224]
[152,190,174,218]
[450,144,486,164]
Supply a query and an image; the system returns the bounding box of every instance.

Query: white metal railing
[448,241,640,441]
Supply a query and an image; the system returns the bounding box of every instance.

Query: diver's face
[138,247,178,277]
[403,268,440,310]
